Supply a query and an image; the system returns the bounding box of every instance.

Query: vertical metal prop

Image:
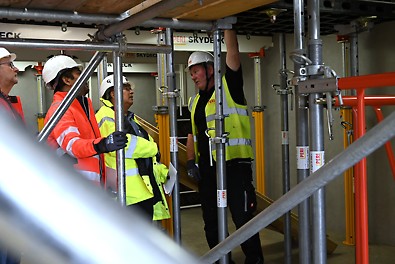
[97,55,108,95]
[213,29,228,264]
[293,1,311,263]
[340,38,355,246]
[156,28,173,236]
[157,30,168,107]
[307,1,327,263]
[251,55,266,195]
[165,28,181,244]
[113,50,127,206]
[279,33,292,264]
[350,33,359,79]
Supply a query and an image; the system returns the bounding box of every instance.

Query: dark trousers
[198,160,264,264]
[127,198,154,221]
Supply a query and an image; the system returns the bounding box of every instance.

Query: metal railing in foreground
[202,110,395,264]
[0,110,201,264]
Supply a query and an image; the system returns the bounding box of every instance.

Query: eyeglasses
[0,61,16,69]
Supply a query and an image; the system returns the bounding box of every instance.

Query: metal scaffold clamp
[116,33,128,57]
[215,16,237,30]
[205,127,229,167]
[158,85,180,99]
[272,69,294,110]
[291,50,344,140]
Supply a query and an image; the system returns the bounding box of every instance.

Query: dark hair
[102,87,114,101]
[51,67,78,93]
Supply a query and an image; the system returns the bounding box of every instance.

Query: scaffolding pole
[292,1,311,263]
[279,32,292,264]
[113,48,127,206]
[166,28,181,244]
[212,28,228,264]
[307,1,327,263]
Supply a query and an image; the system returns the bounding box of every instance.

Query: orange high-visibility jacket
[0,93,24,122]
[44,92,105,186]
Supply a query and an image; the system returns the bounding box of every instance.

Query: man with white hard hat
[0,47,21,120]
[0,47,21,264]
[96,75,170,222]
[42,55,128,187]
[186,30,264,263]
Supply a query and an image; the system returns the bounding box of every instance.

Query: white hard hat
[0,47,16,61]
[186,51,214,71]
[99,75,134,98]
[42,55,82,89]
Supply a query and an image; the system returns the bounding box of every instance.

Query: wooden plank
[5,0,31,8]
[5,0,143,14]
[161,0,278,21]
[77,0,142,14]
[8,0,86,11]
[125,0,161,16]
[6,0,277,21]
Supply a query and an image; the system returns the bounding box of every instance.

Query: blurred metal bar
[202,110,395,264]
[0,110,201,264]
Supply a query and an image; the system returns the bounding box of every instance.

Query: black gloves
[156,152,161,163]
[187,160,201,181]
[94,131,128,154]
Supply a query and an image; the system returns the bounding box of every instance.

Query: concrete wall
[6,20,395,246]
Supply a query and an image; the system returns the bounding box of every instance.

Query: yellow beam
[252,111,265,195]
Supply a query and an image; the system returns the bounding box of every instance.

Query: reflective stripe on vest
[125,136,138,158]
[56,126,80,157]
[190,75,253,162]
[211,138,252,150]
[206,107,248,123]
[98,116,115,128]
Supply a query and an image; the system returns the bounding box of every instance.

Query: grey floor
[181,207,395,264]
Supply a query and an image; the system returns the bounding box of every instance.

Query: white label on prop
[217,190,227,208]
[170,137,178,152]
[281,131,289,145]
[311,151,325,173]
[296,146,309,170]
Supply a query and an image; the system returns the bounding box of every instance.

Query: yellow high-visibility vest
[189,75,254,163]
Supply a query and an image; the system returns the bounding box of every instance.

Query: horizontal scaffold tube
[0,38,172,53]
